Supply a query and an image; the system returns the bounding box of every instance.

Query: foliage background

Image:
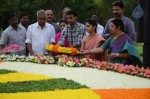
[0,0,137,30]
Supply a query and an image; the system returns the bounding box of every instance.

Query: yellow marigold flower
[0,72,52,83]
[48,45,53,51]
[57,47,63,52]
[45,44,49,50]
[46,44,78,55]
[0,89,100,99]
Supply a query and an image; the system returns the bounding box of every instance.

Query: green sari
[100,34,142,67]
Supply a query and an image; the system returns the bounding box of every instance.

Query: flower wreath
[46,44,78,55]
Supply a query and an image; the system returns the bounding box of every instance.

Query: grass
[0,78,88,93]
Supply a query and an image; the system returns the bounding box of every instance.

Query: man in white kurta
[25,10,55,55]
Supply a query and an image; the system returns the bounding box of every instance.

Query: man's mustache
[114,13,118,15]
[47,17,52,19]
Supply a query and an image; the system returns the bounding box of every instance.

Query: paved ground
[0,62,150,89]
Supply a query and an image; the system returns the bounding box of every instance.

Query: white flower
[66,61,75,67]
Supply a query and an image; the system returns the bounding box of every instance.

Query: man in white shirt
[25,10,55,55]
[91,14,104,34]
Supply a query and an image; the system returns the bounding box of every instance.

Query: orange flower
[52,45,59,53]
[46,44,78,55]
[71,48,78,55]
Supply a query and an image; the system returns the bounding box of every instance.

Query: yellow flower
[57,47,64,53]
[34,58,38,63]
[45,61,48,64]
[45,44,49,50]
[46,44,78,55]
[0,72,52,83]
[0,89,100,99]
[46,44,53,51]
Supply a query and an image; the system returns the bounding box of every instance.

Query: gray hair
[62,7,70,14]
[37,10,46,17]
[45,10,53,14]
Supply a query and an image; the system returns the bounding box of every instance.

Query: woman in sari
[80,19,142,66]
[80,18,105,61]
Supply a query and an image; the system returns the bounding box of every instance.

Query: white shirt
[86,23,104,35]
[25,22,55,54]
[96,23,104,34]
[19,23,27,30]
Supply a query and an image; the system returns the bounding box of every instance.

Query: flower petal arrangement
[46,44,78,55]
[0,54,55,64]
[56,56,150,78]
[0,54,150,78]
[0,70,100,99]
[0,44,23,54]
[0,64,150,99]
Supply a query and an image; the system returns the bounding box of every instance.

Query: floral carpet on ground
[0,54,150,99]
[0,70,99,99]
[0,69,150,99]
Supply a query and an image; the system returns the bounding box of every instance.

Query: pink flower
[73,58,80,64]
[101,61,107,66]
[146,75,150,78]
[95,62,103,69]
[145,68,150,75]
[118,66,125,73]
[131,72,136,75]
[0,44,22,52]
[118,69,124,73]
[86,63,91,67]
[140,67,145,73]
[34,54,38,57]
[39,57,44,63]
[112,64,118,71]
[88,59,93,63]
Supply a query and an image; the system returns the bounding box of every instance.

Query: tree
[0,0,137,30]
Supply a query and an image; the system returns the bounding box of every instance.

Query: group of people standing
[0,1,142,66]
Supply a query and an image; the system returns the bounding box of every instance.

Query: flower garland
[46,44,78,55]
